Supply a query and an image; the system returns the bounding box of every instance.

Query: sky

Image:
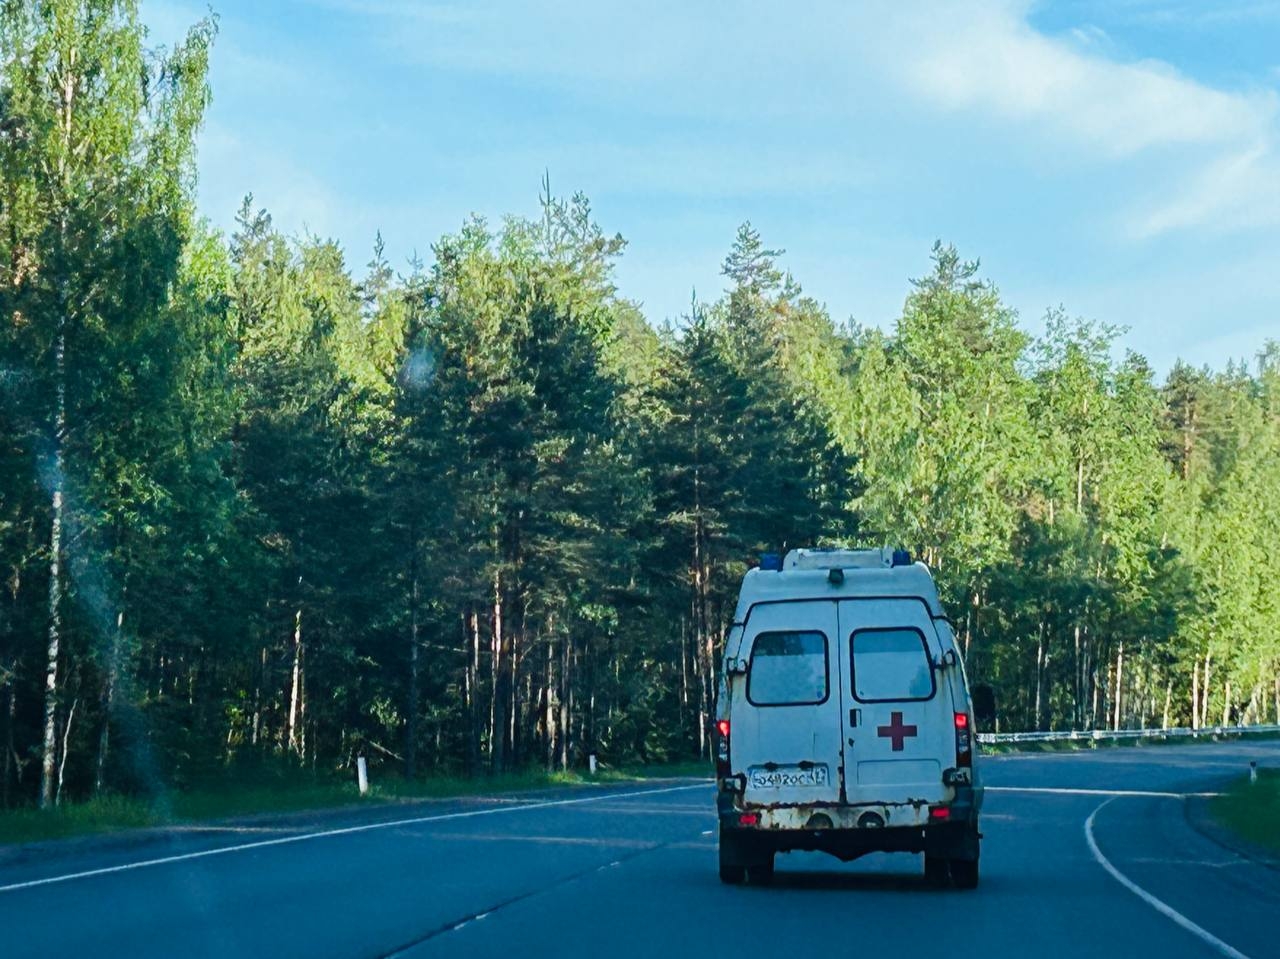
[144,0,1280,374]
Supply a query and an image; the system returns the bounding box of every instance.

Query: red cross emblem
[877,711,918,751]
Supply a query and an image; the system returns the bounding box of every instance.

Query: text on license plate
[749,764,829,789]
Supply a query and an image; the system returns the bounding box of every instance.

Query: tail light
[715,720,731,778]
[954,712,972,768]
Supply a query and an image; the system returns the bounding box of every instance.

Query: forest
[2,3,1278,810]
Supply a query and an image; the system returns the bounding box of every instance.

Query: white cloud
[862,1,1280,236]
[879,2,1276,158]
[1133,145,1280,237]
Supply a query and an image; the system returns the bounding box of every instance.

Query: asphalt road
[2,741,1277,959]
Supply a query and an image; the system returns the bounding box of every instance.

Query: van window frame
[849,626,937,704]
[745,630,831,708]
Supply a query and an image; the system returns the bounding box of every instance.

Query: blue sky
[146,0,1280,374]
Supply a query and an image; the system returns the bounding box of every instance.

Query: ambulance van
[714,548,983,888]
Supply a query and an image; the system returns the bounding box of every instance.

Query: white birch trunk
[1112,642,1124,731]
[39,331,66,810]
[287,605,303,755]
[1192,659,1200,730]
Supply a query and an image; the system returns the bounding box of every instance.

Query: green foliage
[1212,768,1280,856]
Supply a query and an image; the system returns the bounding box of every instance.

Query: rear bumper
[718,785,981,862]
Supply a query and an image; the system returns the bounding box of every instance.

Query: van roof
[732,561,946,623]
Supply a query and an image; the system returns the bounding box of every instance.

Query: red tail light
[929,806,951,821]
[739,812,759,826]
[955,712,972,768]
[715,720,731,777]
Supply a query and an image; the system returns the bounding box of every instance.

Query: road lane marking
[989,786,1220,798]
[411,831,660,848]
[0,782,708,894]
[381,836,674,956]
[1084,798,1253,959]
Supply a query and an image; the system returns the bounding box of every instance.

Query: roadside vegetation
[1211,768,1280,857]
[2,2,1278,819]
[0,759,712,846]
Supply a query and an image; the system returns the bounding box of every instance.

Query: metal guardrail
[977,723,1280,745]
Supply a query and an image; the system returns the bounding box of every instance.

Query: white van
[714,547,982,888]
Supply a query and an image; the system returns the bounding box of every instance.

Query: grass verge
[1210,767,1280,857]
[0,760,712,847]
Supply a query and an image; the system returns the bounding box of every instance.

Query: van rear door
[838,598,951,806]
[734,600,843,808]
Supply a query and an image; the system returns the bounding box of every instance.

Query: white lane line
[989,786,1220,798]
[1084,798,1253,959]
[0,782,707,895]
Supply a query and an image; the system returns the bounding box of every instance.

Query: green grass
[0,759,713,847]
[0,794,157,845]
[1210,768,1280,856]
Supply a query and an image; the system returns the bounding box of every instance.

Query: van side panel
[733,600,844,808]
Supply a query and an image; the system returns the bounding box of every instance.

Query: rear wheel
[718,830,746,885]
[746,854,775,886]
[923,854,950,887]
[951,855,979,890]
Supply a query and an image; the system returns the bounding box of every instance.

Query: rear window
[851,628,935,702]
[747,631,829,706]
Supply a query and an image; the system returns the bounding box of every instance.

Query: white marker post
[357,756,369,795]
[588,754,598,775]
[1249,761,1257,785]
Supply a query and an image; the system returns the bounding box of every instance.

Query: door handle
[849,708,860,727]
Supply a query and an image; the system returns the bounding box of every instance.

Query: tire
[924,854,950,888]
[746,854,775,886]
[719,830,746,885]
[951,856,979,890]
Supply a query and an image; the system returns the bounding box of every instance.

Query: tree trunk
[1073,623,1082,728]
[41,26,78,814]
[1090,664,1100,729]
[1162,677,1172,730]
[3,656,16,808]
[405,548,420,779]
[1192,658,1200,730]
[1034,624,1045,731]
[1222,680,1231,727]
[94,609,124,795]
[468,609,482,775]
[287,605,303,756]
[1201,651,1212,728]
[559,634,571,771]
[55,696,77,806]
[251,645,265,747]
[1112,642,1124,731]
[491,570,508,772]
[40,323,67,810]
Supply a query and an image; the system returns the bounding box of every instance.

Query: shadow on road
[762,868,943,893]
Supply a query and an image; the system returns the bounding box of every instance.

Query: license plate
[748,764,829,789]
